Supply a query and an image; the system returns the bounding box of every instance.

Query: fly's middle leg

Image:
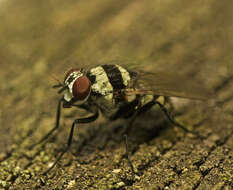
[123,95,205,174]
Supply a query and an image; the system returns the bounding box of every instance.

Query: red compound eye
[64,68,80,82]
[72,76,91,100]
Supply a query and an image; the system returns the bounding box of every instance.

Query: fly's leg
[123,96,204,174]
[29,98,63,149]
[121,98,143,175]
[122,97,163,174]
[43,110,99,175]
[153,100,204,139]
[134,96,204,138]
[123,97,163,173]
[123,134,135,174]
[136,96,204,138]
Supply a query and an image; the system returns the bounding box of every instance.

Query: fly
[35,64,211,175]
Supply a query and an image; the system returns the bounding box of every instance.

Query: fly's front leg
[29,98,63,149]
[43,109,99,175]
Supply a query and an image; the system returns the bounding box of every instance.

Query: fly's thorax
[87,65,117,116]
[89,66,114,97]
[63,68,91,105]
[87,64,134,118]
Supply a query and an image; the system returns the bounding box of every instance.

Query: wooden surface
[0,0,232,189]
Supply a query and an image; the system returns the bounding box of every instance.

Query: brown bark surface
[0,1,232,189]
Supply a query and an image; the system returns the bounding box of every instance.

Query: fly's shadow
[69,100,185,159]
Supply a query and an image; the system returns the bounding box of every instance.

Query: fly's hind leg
[123,96,205,174]
[136,95,204,138]
[153,99,204,139]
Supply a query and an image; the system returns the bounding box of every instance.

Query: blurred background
[0,0,232,188]
[1,0,232,70]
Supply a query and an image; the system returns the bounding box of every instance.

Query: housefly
[37,63,211,174]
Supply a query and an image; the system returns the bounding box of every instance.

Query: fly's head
[54,68,91,107]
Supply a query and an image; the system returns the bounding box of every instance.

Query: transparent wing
[125,70,213,100]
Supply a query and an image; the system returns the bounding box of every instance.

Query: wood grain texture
[0,0,232,189]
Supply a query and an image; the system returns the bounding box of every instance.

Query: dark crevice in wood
[0,115,44,164]
[192,130,233,190]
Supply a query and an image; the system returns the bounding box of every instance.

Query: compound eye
[72,76,91,100]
